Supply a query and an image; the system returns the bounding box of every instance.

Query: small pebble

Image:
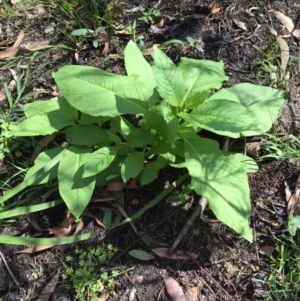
[45,22,56,34]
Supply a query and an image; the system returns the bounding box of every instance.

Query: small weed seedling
[186,36,204,53]
[168,184,194,203]
[62,245,119,300]
[71,26,107,48]
[2,41,288,243]
[126,20,137,42]
[139,7,160,23]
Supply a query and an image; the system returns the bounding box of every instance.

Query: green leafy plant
[0,53,41,161]
[1,41,288,242]
[139,7,160,23]
[71,26,107,48]
[186,36,204,53]
[126,19,137,42]
[263,234,300,300]
[62,245,119,300]
[168,184,194,203]
[260,133,300,160]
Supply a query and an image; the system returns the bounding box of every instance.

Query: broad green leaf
[24,100,59,117]
[140,156,167,185]
[139,102,178,144]
[24,97,78,121]
[124,40,158,106]
[177,58,228,109]
[107,130,122,146]
[151,47,185,107]
[54,65,150,117]
[127,129,154,147]
[140,162,159,185]
[111,116,135,135]
[58,146,95,220]
[231,153,258,174]
[149,140,171,155]
[180,132,252,242]
[8,109,75,137]
[117,146,135,156]
[79,113,109,126]
[57,96,78,121]
[208,83,287,136]
[95,156,125,186]
[65,125,112,146]
[160,152,176,163]
[128,249,155,260]
[178,99,259,138]
[121,152,144,182]
[25,147,64,184]
[83,147,117,177]
[0,149,66,205]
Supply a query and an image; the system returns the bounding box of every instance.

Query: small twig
[168,197,207,255]
[117,204,139,235]
[0,251,19,287]
[253,223,260,264]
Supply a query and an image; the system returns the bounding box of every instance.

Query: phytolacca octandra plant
[3,41,288,242]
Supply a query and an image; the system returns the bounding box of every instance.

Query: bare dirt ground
[0,0,300,300]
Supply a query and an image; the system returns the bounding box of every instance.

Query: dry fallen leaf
[0,89,6,103]
[13,31,24,47]
[246,141,261,158]
[244,8,254,17]
[186,286,200,301]
[107,181,126,191]
[273,11,300,39]
[211,7,221,15]
[101,41,110,56]
[128,178,140,189]
[152,248,198,260]
[14,245,54,254]
[130,198,140,207]
[143,44,160,55]
[36,268,60,301]
[287,175,300,218]
[233,18,248,31]
[277,35,289,79]
[25,40,50,51]
[162,275,187,301]
[152,16,164,27]
[258,245,275,255]
[98,293,109,301]
[83,209,106,228]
